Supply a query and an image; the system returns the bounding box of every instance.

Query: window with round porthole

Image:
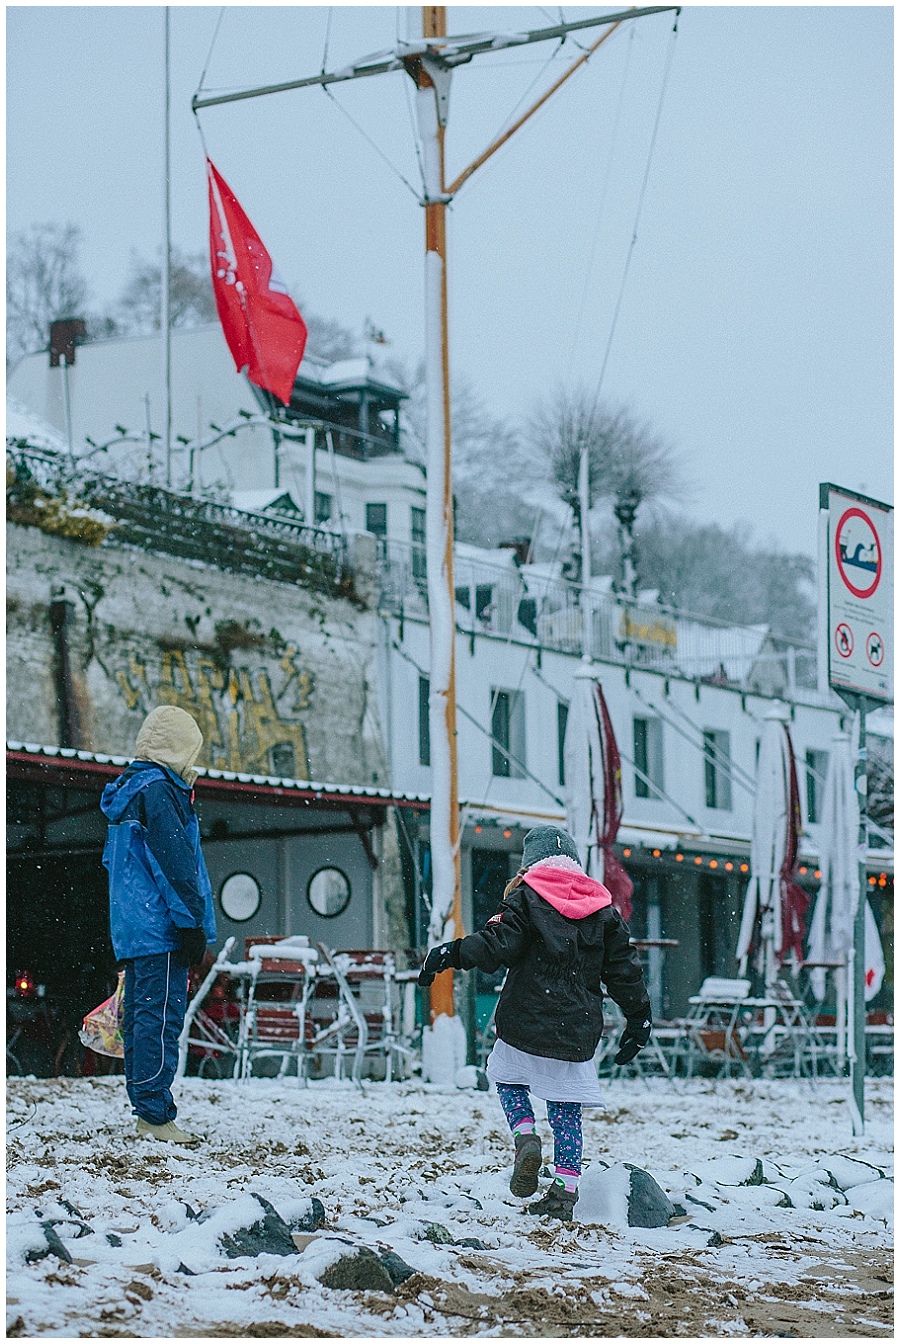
[306,866,351,919]
[219,872,262,923]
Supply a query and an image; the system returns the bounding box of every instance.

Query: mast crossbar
[192,7,679,111]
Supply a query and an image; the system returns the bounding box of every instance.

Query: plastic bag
[79,971,125,1058]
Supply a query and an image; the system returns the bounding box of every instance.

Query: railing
[6,444,351,597]
[376,537,818,695]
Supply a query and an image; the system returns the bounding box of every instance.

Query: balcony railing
[6,444,351,597]
[376,537,818,697]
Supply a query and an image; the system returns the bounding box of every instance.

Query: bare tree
[867,738,893,837]
[526,386,682,593]
[111,247,217,335]
[7,222,89,369]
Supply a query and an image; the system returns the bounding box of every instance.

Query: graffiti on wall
[115,644,313,778]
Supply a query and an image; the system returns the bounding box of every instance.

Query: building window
[366,502,388,537]
[418,675,430,767]
[805,749,829,824]
[270,743,296,778]
[315,491,332,525]
[633,717,664,799]
[411,506,426,580]
[557,700,569,787]
[703,729,732,810]
[492,688,525,779]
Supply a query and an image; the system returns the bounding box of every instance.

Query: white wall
[385,612,861,863]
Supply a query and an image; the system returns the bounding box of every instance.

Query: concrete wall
[7,521,387,787]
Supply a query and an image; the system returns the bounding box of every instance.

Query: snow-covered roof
[5,396,67,454]
[300,355,405,397]
[6,742,430,809]
[231,489,304,517]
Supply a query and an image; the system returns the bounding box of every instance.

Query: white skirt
[485,1038,606,1106]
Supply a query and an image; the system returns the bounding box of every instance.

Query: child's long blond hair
[503,868,527,900]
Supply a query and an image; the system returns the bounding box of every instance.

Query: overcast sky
[7,4,893,556]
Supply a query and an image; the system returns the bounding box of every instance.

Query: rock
[844,1178,893,1225]
[690,1157,763,1187]
[105,1233,122,1246]
[455,1237,488,1250]
[288,1197,326,1233]
[684,1192,717,1213]
[421,1221,455,1244]
[25,1222,73,1265]
[318,1246,395,1293]
[219,1195,299,1259]
[378,1249,417,1287]
[689,1225,723,1247]
[823,1157,885,1191]
[577,1163,675,1228]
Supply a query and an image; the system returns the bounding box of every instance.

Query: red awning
[6,744,429,812]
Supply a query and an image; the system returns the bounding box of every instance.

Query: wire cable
[588,13,679,424]
[567,22,635,374]
[196,7,226,97]
[321,85,423,200]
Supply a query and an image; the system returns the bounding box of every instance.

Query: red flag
[207,159,307,405]
[595,683,634,922]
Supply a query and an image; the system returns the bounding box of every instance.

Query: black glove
[176,926,208,968]
[417,941,460,987]
[614,1014,652,1066]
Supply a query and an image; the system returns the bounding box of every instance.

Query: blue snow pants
[123,952,189,1126]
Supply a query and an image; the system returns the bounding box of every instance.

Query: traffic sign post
[819,484,893,1136]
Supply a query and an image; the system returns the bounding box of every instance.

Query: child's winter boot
[136,1118,202,1146]
[509,1131,542,1197]
[527,1178,578,1221]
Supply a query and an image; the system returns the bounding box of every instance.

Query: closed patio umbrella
[807,732,886,1065]
[563,668,633,919]
[736,704,808,987]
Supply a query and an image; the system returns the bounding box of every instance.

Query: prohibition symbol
[834,623,854,659]
[866,632,885,668]
[835,507,882,600]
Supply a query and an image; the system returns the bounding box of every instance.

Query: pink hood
[524,859,613,919]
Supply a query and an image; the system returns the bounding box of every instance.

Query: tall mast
[162,7,172,486]
[407,6,461,1020]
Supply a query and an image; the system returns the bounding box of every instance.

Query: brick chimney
[49,318,87,368]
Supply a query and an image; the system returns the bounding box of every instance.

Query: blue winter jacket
[101,761,216,960]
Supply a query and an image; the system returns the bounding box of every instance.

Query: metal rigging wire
[196,6,226,97]
[320,84,424,201]
[587,12,679,424]
[567,21,636,375]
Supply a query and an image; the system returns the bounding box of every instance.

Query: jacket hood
[100,761,181,822]
[524,858,613,919]
[134,706,203,785]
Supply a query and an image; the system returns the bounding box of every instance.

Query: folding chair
[327,949,419,1081]
[235,937,319,1082]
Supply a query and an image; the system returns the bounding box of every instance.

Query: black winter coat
[454,881,650,1062]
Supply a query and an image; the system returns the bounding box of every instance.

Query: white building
[7,324,427,551]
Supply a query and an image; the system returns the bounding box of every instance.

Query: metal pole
[162,6,173,487]
[849,695,868,1134]
[304,426,316,522]
[60,353,74,456]
[410,6,462,1022]
[579,444,592,660]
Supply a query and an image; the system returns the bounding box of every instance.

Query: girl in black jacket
[419,825,652,1220]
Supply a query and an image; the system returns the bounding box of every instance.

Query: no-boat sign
[821,484,893,701]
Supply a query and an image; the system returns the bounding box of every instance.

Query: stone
[623,1165,677,1229]
[421,1222,454,1245]
[378,1249,417,1287]
[288,1197,326,1233]
[576,1163,676,1228]
[318,1247,395,1293]
[690,1157,763,1187]
[25,1222,73,1265]
[454,1237,488,1250]
[219,1195,299,1260]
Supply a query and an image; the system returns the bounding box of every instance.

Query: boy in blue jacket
[101,706,216,1145]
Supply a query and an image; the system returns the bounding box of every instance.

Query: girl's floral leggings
[495,1082,583,1175]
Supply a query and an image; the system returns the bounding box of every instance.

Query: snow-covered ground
[7,1073,893,1338]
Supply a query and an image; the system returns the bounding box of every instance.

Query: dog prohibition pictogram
[834,623,854,659]
[866,632,885,668]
